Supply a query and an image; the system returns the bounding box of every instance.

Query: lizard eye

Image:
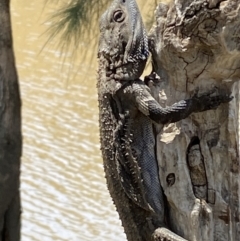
[113,10,125,22]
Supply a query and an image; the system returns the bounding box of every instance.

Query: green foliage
[44,0,111,53]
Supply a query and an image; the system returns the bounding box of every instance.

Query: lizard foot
[192,86,233,112]
[144,72,161,86]
[152,228,188,241]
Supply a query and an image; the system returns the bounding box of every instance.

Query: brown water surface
[11,1,125,240]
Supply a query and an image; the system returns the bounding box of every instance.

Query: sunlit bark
[150,0,240,240]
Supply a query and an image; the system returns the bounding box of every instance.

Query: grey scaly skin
[97,0,232,240]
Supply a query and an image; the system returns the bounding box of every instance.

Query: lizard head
[98,0,149,80]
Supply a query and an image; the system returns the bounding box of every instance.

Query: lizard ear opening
[113,10,125,22]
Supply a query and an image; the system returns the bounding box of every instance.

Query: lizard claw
[192,87,199,98]
[193,86,217,98]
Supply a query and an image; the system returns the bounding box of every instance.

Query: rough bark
[149,0,240,240]
[0,0,21,240]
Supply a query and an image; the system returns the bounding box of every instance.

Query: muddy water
[11,1,125,240]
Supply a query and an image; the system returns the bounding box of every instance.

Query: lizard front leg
[133,79,232,125]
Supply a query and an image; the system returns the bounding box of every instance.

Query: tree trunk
[149,0,240,240]
[0,0,21,240]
